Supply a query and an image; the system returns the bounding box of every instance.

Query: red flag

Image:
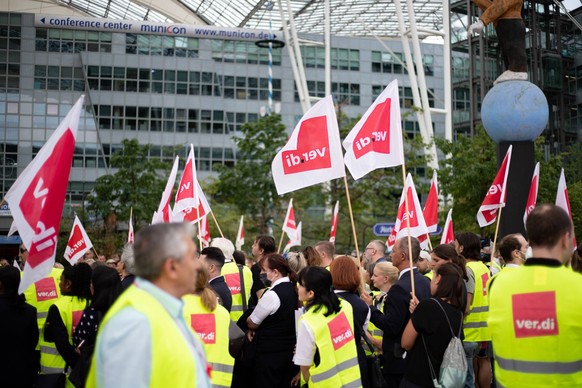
[387,174,429,250]
[523,162,540,227]
[343,79,405,180]
[282,199,297,240]
[440,209,455,245]
[152,155,179,224]
[174,145,199,214]
[198,216,211,248]
[271,96,345,194]
[173,181,211,224]
[477,146,512,227]
[330,201,339,244]
[555,169,577,249]
[64,215,93,265]
[128,208,134,244]
[235,216,244,251]
[5,96,84,293]
[423,170,439,233]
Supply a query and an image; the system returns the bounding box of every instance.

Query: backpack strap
[238,264,248,312]
[431,298,463,338]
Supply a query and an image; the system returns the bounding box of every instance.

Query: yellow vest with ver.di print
[464,260,491,342]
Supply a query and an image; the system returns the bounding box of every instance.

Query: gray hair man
[365,239,388,263]
[88,223,211,388]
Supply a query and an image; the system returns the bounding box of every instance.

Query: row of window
[94,105,259,134]
[211,40,281,65]
[372,85,436,108]
[125,33,198,57]
[0,25,20,93]
[35,28,112,53]
[81,66,282,100]
[371,51,434,75]
[34,65,85,91]
[299,46,360,71]
[294,81,360,105]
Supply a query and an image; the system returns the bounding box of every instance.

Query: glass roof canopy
[57,0,445,38]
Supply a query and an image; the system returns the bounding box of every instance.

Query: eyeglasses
[19,247,27,254]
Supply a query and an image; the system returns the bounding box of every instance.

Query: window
[126,34,198,58]
[372,51,404,74]
[36,28,111,53]
[301,46,360,71]
[212,40,282,65]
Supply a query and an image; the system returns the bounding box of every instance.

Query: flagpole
[92,247,100,259]
[210,211,224,238]
[491,205,504,267]
[277,230,285,253]
[401,164,416,299]
[343,176,360,260]
[426,233,433,251]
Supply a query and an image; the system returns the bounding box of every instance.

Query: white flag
[64,215,94,265]
[271,96,345,194]
[152,155,180,224]
[5,96,84,293]
[235,216,244,251]
[555,169,577,249]
[284,221,302,253]
[343,80,404,180]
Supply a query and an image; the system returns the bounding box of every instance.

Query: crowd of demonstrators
[7,203,582,388]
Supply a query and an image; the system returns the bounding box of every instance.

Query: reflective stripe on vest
[221,262,252,321]
[183,294,234,388]
[464,261,491,341]
[39,295,87,374]
[87,285,208,387]
[489,264,582,387]
[301,300,362,388]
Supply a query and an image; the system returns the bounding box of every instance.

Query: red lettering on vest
[481,272,489,296]
[72,310,83,336]
[513,291,559,338]
[328,311,354,351]
[190,314,216,344]
[35,277,58,302]
[224,273,241,295]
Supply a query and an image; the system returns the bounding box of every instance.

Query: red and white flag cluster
[5,96,84,293]
[152,156,180,224]
[387,174,429,250]
[64,215,93,265]
[477,146,512,227]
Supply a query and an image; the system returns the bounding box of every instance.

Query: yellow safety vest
[39,295,88,374]
[489,264,582,387]
[221,261,252,321]
[425,271,434,280]
[301,300,362,388]
[87,285,207,387]
[464,260,491,342]
[365,291,384,356]
[24,267,63,349]
[183,294,234,388]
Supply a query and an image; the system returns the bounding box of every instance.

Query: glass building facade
[0,12,446,229]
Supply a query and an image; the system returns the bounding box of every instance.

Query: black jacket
[209,275,233,312]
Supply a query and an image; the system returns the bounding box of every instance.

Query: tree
[210,114,289,235]
[88,139,170,232]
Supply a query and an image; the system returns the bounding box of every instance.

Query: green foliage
[87,139,170,230]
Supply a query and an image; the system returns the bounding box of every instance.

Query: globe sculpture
[481,80,549,142]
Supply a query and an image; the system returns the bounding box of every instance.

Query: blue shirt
[93,278,211,388]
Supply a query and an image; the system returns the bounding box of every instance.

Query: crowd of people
[1,204,581,387]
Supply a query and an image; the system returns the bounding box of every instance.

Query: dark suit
[369,268,431,388]
[209,275,233,312]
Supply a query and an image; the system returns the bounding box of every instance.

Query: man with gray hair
[88,223,211,388]
[117,244,136,290]
[365,239,388,263]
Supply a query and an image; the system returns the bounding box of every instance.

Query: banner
[440,209,455,245]
[152,155,179,224]
[271,96,345,194]
[423,170,439,233]
[174,145,199,214]
[387,173,429,250]
[477,145,512,227]
[282,199,297,239]
[173,181,212,224]
[330,201,339,244]
[523,162,540,227]
[64,215,93,265]
[343,80,404,180]
[5,96,84,293]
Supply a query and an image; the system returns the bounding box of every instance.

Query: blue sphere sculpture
[481,80,549,142]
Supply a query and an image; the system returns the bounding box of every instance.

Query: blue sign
[373,223,395,237]
[429,225,443,236]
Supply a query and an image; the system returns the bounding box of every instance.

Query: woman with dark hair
[40,263,92,383]
[401,263,465,387]
[330,256,370,388]
[70,266,121,387]
[245,253,299,387]
[0,266,39,387]
[183,266,234,388]
[293,266,362,387]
